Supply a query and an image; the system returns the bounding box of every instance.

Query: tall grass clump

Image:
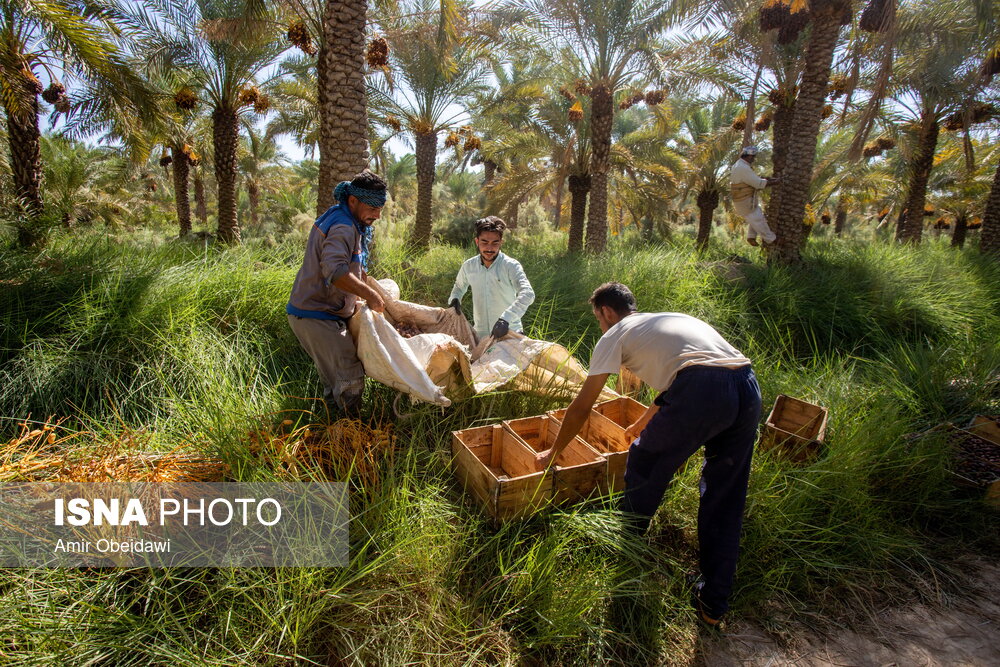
[1,228,998,664]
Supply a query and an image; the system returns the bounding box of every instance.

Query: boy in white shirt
[448,216,535,341]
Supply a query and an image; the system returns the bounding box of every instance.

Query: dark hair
[351,170,387,191]
[474,215,506,238]
[589,282,637,316]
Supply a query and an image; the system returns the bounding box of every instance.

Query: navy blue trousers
[621,365,761,618]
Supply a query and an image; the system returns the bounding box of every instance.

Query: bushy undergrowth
[1,229,998,665]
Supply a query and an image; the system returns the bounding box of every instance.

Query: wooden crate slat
[504,414,606,504]
[451,432,499,505]
[969,415,1000,446]
[499,428,541,477]
[489,424,503,469]
[586,410,631,454]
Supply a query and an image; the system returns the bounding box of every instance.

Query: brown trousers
[288,314,365,412]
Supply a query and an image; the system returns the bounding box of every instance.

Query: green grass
[1,228,998,664]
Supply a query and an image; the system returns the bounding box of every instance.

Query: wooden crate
[592,396,648,429]
[761,395,828,463]
[548,402,637,493]
[451,424,552,520]
[503,415,607,505]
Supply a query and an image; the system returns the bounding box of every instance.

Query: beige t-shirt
[588,313,751,393]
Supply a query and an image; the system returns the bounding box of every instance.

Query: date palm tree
[760,0,853,264]
[675,98,743,250]
[887,0,988,244]
[138,0,285,243]
[0,0,149,247]
[368,0,491,250]
[983,129,1000,254]
[282,0,369,212]
[517,0,677,252]
[238,126,283,232]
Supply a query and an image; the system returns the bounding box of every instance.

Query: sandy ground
[697,556,1000,666]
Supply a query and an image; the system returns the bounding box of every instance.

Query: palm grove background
[2,0,999,257]
[2,0,1000,664]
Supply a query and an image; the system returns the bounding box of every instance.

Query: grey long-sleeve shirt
[287,200,364,320]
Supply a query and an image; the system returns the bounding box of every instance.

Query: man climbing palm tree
[730,146,780,246]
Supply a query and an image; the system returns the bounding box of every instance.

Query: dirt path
[698,557,1000,666]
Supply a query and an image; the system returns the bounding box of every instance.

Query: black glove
[449,298,463,315]
[491,318,509,339]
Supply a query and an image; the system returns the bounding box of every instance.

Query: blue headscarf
[316,181,386,271]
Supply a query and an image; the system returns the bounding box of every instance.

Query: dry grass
[0,419,228,483]
[248,416,397,493]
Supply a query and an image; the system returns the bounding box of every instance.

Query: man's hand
[534,448,556,471]
[366,290,385,314]
[765,176,781,187]
[624,421,643,443]
[491,318,509,339]
[449,298,463,315]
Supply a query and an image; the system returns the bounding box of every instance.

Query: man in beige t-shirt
[534,282,762,628]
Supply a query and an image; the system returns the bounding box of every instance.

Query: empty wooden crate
[503,414,607,505]
[593,396,648,429]
[761,395,828,463]
[451,424,552,520]
[548,398,640,493]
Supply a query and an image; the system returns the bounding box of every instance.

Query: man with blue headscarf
[287,170,388,416]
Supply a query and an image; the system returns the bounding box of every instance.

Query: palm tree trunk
[951,213,968,248]
[506,197,520,229]
[770,11,843,264]
[743,63,764,147]
[981,156,1000,255]
[4,90,43,247]
[194,171,208,229]
[897,111,939,244]
[834,204,847,236]
[171,144,191,236]
[696,188,719,250]
[247,178,260,231]
[483,159,497,185]
[893,206,906,239]
[567,173,590,252]
[553,172,564,229]
[764,98,795,231]
[586,84,614,253]
[317,0,369,214]
[213,106,241,243]
[413,130,437,249]
[641,215,653,240]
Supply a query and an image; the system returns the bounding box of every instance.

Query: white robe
[729,158,776,242]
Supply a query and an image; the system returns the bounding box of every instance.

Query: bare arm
[624,402,658,442]
[534,373,609,470]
